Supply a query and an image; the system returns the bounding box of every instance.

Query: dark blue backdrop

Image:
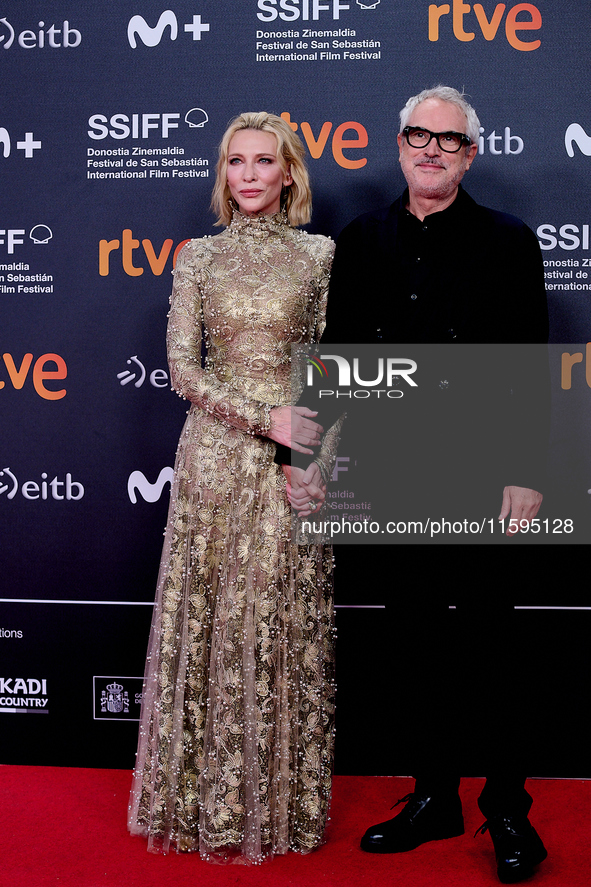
[1,0,589,774]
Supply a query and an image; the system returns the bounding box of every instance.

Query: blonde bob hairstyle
[211,112,312,227]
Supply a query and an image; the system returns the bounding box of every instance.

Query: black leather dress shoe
[360,792,464,853]
[476,815,547,883]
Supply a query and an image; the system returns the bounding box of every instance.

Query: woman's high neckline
[227,208,290,236]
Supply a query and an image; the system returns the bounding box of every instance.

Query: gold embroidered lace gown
[128,211,338,862]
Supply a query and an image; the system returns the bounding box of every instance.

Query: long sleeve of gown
[274,239,345,476]
[167,243,272,435]
[309,239,345,481]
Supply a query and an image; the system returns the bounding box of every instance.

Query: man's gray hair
[399,86,481,146]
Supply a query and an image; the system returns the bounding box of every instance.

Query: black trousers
[335,542,544,813]
[413,774,532,819]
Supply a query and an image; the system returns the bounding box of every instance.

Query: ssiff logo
[0,225,52,254]
[257,1,352,21]
[87,110,210,140]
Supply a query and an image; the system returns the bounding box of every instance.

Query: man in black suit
[286,86,549,884]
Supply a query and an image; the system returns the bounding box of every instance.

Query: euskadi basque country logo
[0,677,49,714]
[565,123,591,158]
[94,676,144,721]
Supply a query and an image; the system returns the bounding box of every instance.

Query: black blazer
[319,186,550,499]
[324,186,548,346]
[278,187,549,497]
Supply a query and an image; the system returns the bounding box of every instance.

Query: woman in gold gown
[128,112,341,863]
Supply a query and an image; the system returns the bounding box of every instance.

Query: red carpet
[0,767,589,887]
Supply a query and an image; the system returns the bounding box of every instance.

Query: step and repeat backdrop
[2,1,590,773]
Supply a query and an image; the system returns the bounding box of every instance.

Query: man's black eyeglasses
[402,126,473,153]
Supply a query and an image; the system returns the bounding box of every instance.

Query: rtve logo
[0,17,81,49]
[127,10,210,47]
[428,1,542,51]
[281,112,368,169]
[0,353,67,400]
[99,232,189,277]
[561,345,591,390]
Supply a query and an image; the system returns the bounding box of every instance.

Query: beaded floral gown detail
[128,211,339,862]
